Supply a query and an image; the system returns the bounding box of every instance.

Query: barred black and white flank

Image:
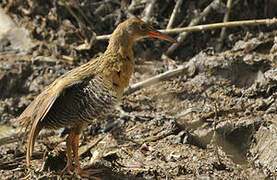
[43,76,118,129]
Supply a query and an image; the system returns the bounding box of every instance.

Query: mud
[0,0,277,179]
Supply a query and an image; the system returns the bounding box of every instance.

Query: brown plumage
[17,18,176,177]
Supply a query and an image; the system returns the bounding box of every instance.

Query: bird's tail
[26,122,42,166]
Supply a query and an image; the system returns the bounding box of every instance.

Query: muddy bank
[0,0,277,179]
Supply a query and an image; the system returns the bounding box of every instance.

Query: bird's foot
[76,167,102,180]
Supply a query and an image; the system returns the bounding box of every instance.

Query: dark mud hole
[1,0,277,179]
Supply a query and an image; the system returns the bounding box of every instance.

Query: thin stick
[96,18,277,41]
[63,1,86,33]
[78,135,105,157]
[220,0,233,39]
[159,18,277,34]
[142,0,157,23]
[124,64,188,95]
[213,102,222,164]
[166,0,183,29]
[0,133,22,146]
[69,0,94,28]
[217,0,233,51]
[166,0,221,55]
[0,131,55,146]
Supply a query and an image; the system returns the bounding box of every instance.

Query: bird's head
[124,18,177,43]
[109,18,176,47]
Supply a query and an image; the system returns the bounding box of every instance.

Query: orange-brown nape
[17,17,176,178]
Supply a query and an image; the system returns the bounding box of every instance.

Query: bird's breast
[106,55,135,98]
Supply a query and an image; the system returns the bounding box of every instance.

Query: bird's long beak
[149,30,177,43]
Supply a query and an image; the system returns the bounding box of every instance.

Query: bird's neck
[100,30,135,99]
[106,28,134,56]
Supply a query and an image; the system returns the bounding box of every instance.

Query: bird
[17,17,176,178]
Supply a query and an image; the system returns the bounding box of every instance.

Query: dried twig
[176,107,203,118]
[128,0,145,11]
[96,18,277,41]
[217,0,233,51]
[165,18,277,34]
[78,135,105,157]
[124,64,188,96]
[0,131,56,146]
[212,102,222,164]
[68,0,94,28]
[60,0,96,50]
[166,0,221,55]
[166,0,183,29]
[0,152,43,169]
[0,133,22,146]
[220,0,233,40]
[96,34,111,41]
[62,1,86,32]
[142,0,157,23]
[160,18,277,34]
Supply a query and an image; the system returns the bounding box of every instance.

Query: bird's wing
[17,77,85,165]
[17,82,62,165]
[17,82,61,131]
[16,57,99,165]
[16,60,98,131]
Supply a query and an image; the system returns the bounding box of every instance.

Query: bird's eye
[140,24,148,31]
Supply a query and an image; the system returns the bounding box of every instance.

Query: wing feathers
[26,91,59,165]
[16,63,95,165]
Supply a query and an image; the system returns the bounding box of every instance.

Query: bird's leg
[72,134,101,178]
[61,131,75,174]
[72,134,81,173]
